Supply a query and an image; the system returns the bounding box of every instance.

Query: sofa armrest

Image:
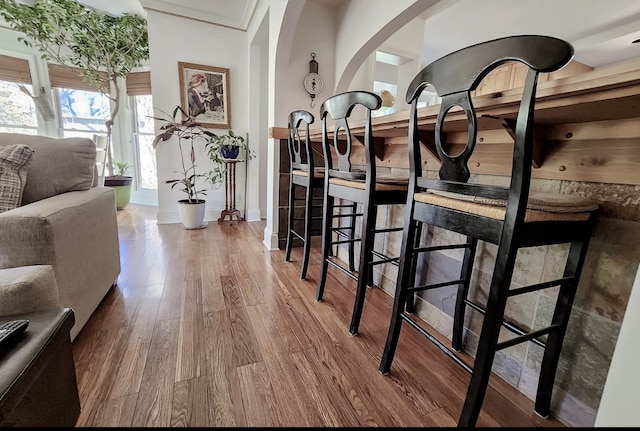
[0,187,118,269]
[0,186,121,339]
[0,265,61,316]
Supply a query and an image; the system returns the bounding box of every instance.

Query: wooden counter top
[270,58,640,186]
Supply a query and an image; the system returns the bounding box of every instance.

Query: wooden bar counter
[272,57,640,186]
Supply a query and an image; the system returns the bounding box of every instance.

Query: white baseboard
[263,227,279,250]
[245,209,261,222]
[130,188,158,206]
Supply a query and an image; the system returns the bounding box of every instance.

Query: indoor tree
[0,0,149,177]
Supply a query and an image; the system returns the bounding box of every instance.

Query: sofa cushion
[0,265,61,315]
[0,144,33,213]
[0,133,97,205]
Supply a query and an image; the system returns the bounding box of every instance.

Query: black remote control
[0,319,29,350]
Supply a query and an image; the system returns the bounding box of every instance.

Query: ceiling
[78,0,640,68]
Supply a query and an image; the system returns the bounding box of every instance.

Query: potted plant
[205,129,255,188]
[110,161,134,210]
[0,0,149,178]
[152,106,213,229]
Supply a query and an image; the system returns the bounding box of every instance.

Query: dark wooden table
[0,308,80,427]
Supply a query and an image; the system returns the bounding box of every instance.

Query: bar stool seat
[316,90,408,336]
[378,35,598,427]
[285,110,358,280]
[416,190,597,221]
[329,175,409,191]
[292,167,325,178]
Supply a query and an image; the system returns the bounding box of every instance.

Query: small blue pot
[221,145,240,159]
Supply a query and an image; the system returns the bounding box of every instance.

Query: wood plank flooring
[71,203,564,427]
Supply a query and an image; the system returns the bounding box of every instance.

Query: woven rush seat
[376,174,410,185]
[292,167,325,178]
[330,174,409,191]
[417,190,598,222]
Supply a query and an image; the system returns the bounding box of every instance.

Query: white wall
[274,1,338,128]
[250,0,433,248]
[248,0,291,249]
[333,0,439,92]
[594,263,640,427]
[146,10,249,224]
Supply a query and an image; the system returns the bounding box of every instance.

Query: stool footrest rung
[331,213,363,218]
[413,243,470,254]
[374,226,403,234]
[409,279,465,292]
[401,313,472,373]
[291,231,305,241]
[507,276,575,297]
[330,238,361,246]
[326,258,358,281]
[370,250,399,266]
[496,324,560,351]
[334,228,355,238]
[463,299,547,348]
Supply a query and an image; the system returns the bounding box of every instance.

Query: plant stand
[218,159,244,223]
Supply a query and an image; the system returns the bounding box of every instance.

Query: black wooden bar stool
[315,91,409,335]
[378,35,598,427]
[285,110,357,279]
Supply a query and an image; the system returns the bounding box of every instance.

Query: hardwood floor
[71,203,564,427]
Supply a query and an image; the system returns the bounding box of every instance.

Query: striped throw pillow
[0,144,33,213]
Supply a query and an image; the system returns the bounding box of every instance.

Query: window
[48,63,110,139]
[0,54,38,134]
[372,80,397,118]
[54,87,110,138]
[127,70,156,190]
[132,94,157,189]
[0,80,38,134]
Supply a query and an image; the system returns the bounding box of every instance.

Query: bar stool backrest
[287,110,315,172]
[406,35,574,226]
[319,91,382,183]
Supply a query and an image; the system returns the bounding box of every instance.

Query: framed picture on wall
[178,61,231,128]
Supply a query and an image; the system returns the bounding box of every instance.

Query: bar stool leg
[348,201,358,272]
[405,220,423,314]
[534,238,589,417]
[349,196,376,335]
[300,184,315,279]
[366,205,378,288]
[284,181,297,262]
[316,192,334,301]
[379,212,418,373]
[458,240,518,427]
[452,236,478,351]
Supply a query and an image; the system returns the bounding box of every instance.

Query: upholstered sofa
[0,133,121,340]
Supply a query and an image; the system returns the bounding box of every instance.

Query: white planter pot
[178,199,207,229]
